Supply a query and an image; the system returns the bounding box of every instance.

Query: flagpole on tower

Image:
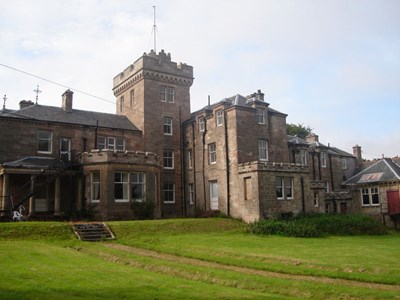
[152,5,157,52]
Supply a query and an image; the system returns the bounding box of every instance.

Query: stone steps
[73,222,115,242]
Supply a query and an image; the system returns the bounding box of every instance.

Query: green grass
[0,218,399,299]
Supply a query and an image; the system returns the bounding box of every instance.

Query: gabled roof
[2,156,63,169]
[329,147,354,157]
[287,135,309,146]
[0,104,139,131]
[345,158,400,185]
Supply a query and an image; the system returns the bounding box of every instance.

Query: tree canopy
[286,123,313,139]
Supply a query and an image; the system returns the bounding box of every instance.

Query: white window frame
[285,177,294,199]
[313,192,319,207]
[108,137,116,151]
[188,149,193,169]
[342,158,347,169]
[216,110,224,127]
[91,171,100,203]
[37,130,53,154]
[324,181,330,193]
[361,187,380,207]
[300,149,308,165]
[321,152,327,168]
[163,150,174,169]
[131,172,146,202]
[276,177,284,200]
[114,172,129,202]
[258,139,268,161]
[276,176,294,200]
[199,117,205,132]
[209,143,216,164]
[256,108,265,124]
[189,183,194,205]
[116,138,125,151]
[167,87,174,103]
[163,117,173,135]
[163,183,175,203]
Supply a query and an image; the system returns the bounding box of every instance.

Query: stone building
[0,50,381,222]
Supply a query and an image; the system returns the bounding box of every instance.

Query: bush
[130,201,155,220]
[249,214,387,237]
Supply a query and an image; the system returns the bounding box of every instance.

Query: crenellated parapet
[113,49,193,96]
[82,149,161,167]
[238,161,309,174]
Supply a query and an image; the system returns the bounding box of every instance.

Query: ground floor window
[131,173,146,202]
[91,171,100,202]
[313,192,319,207]
[276,177,294,200]
[163,183,175,203]
[189,183,194,205]
[114,172,129,202]
[361,187,380,206]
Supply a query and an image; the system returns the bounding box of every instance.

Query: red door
[387,190,400,214]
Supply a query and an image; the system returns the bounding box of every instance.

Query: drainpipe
[223,110,230,216]
[180,106,186,217]
[191,123,197,210]
[301,176,305,215]
[202,118,207,211]
[329,153,334,190]
[317,152,322,181]
[94,120,99,149]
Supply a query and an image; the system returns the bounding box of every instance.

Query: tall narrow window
[321,152,327,168]
[163,183,175,203]
[37,130,53,153]
[285,178,293,199]
[131,173,146,202]
[114,172,129,202]
[91,171,100,202]
[163,150,174,169]
[189,183,194,205]
[313,192,319,207]
[160,86,166,102]
[163,117,173,135]
[258,139,268,161]
[130,89,135,107]
[188,149,193,169]
[199,117,205,132]
[256,108,265,124]
[216,110,224,127]
[300,149,308,165]
[209,143,216,164]
[244,177,252,201]
[276,177,294,200]
[342,158,347,169]
[167,87,174,103]
[120,96,124,113]
[276,177,284,199]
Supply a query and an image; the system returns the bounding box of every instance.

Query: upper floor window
[258,139,268,161]
[361,187,380,206]
[256,108,265,124]
[324,181,330,193]
[216,110,224,127]
[342,158,347,169]
[321,152,327,168]
[120,96,124,113]
[160,86,174,103]
[163,150,174,169]
[130,89,135,107]
[300,149,308,165]
[199,117,205,132]
[188,149,193,169]
[91,171,100,203]
[209,143,216,164]
[37,130,53,154]
[97,136,125,151]
[163,117,173,135]
[276,177,294,200]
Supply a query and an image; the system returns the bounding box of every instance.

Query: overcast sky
[1,0,399,159]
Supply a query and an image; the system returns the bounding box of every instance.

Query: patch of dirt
[103,243,400,292]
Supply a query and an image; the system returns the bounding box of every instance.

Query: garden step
[72,222,115,242]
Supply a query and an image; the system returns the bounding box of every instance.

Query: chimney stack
[353,144,362,161]
[62,89,73,112]
[19,100,35,109]
[306,134,319,143]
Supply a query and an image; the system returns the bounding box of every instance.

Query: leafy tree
[286,123,313,139]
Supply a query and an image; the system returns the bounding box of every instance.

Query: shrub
[249,214,387,237]
[130,201,155,220]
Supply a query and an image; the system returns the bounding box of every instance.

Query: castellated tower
[112,49,194,217]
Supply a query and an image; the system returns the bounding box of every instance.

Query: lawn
[0,218,399,299]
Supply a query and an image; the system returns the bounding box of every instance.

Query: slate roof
[287,135,309,146]
[2,156,63,169]
[0,104,139,131]
[345,158,400,185]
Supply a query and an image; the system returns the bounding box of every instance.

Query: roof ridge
[383,158,400,180]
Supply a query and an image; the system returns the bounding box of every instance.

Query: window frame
[131,172,146,202]
[163,150,174,169]
[216,110,224,127]
[37,130,53,154]
[258,139,268,161]
[276,176,294,200]
[119,96,124,113]
[114,172,129,202]
[361,187,380,207]
[342,158,347,169]
[300,149,308,165]
[256,108,265,125]
[189,183,194,205]
[108,137,116,151]
[91,171,100,203]
[163,183,175,204]
[199,117,205,132]
[208,143,217,164]
[130,89,135,107]
[163,117,173,135]
[321,152,327,168]
[188,149,193,169]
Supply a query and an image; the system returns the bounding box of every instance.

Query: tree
[286,123,313,139]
